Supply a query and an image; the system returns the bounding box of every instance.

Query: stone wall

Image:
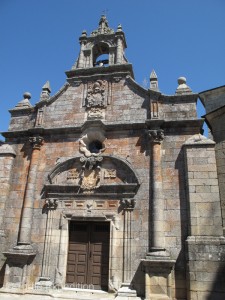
[184,134,225,299]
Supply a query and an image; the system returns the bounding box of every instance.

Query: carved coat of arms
[81,169,100,191]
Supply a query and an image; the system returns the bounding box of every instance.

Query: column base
[3,244,36,289]
[35,277,53,290]
[115,283,141,299]
[146,247,170,259]
[142,257,175,300]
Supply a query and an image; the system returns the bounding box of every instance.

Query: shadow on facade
[131,261,145,298]
[206,263,225,300]
[0,262,6,287]
[174,148,189,299]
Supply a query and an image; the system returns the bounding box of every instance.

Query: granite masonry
[0,16,225,300]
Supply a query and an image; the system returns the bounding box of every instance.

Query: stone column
[148,129,166,255]
[3,136,43,289]
[18,136,44,246]
[142,129,175,300]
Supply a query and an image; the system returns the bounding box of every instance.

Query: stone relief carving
[80,156,102,193]
[81,168,101,191]
[104,169,116,178]
[86,80,106,108]
[85,80,108,120]
[87,107,104,120]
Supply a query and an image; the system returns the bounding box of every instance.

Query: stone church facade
[0,16,225,300]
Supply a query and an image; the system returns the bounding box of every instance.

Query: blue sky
[0,0,225,138]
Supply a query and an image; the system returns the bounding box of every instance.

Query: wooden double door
[66,221,110,290]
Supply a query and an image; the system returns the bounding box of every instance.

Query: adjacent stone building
[0,16,225,300]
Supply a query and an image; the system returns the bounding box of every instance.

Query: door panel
[66,221,110,290]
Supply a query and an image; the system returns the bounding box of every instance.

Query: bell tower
[73,15,128,69]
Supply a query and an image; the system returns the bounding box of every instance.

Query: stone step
[0,289,117,300]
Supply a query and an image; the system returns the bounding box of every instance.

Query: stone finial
[117,24,123,32]
[150,70,159,91]
[91,15,114,36]
[81,30,87,37]
[175,76,192,95]
[40,81,51,101]
[12,92,32,110]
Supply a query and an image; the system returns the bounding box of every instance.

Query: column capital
[148,129,164,144]
[120,198,136,210]
[45,198,58,210]
[29,136,44,150]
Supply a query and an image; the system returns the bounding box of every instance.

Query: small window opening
[88,140,103,154]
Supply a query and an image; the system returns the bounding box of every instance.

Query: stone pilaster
[116,199,140,299]
[36,199,58,288]
[0,144,16,238]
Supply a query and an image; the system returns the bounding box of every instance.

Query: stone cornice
[65,63,134,79]
[2,119,204,139]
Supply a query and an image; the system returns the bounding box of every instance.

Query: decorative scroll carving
[104,169,116,178]
[86,80,106,108]
[29,136,44,150]
[120,198,136,210]
[148,129,164,144]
